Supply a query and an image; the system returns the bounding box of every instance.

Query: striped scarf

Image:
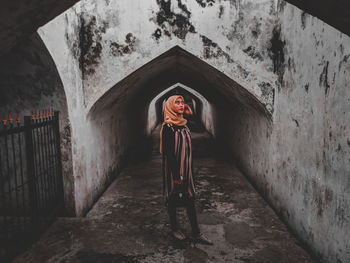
[162,123,195,199]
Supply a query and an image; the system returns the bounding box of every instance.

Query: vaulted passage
[87,46,271,166]
[11,46,312,262]
[13,126,315,262]
[1,0,350,262]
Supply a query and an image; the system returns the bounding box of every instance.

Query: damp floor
[13,126,316,263]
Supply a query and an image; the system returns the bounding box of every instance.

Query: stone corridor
[13,126,315,263]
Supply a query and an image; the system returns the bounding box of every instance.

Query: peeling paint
[79,14,106,76]
[154,0,196,40]
[200,35,234,63]
[243,46,263,61]
[109,33,136,56]
[258,82,274,99]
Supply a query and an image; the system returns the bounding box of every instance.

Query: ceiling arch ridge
[147,82,211,135]
[87,45,274,121]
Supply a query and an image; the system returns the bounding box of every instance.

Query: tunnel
[87,45,271,169]
[1,0,350,262]
[149,83,209,134]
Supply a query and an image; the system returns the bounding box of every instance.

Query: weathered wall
[38,7,87,215]
[38,1,349,261]
[226,2,350,263]
[0,33,74,215]
[39,0,276,217]
[276,4,350,261]
[72,0,277,111]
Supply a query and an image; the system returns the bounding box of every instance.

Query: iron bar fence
[0,110,64,261]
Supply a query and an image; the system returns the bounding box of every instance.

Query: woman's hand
[184,104,193,115]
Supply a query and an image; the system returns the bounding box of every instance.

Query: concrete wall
[39,0,275,217]
[63,0,277,110]
[226,2,350,263]
[38,1,349,261]
[38,7,86,215]
[0,33,74,215]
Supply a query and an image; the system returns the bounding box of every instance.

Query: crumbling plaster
[225,3,350,263]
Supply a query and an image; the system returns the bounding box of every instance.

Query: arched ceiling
[87,45,271,127]
[0,0,348,58]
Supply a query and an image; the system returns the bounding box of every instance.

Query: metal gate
[0,110,64,261]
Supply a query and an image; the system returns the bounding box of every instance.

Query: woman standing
[160,95,213,245]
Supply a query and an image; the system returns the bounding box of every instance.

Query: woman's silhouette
[160,95,213,244]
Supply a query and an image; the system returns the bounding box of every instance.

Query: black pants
[167,196,200,236]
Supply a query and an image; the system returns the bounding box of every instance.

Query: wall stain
[258,82,275,112]
[268,25,286,85]
[304,83,309,93]
[312,180,334,218]
[154,0,196,40]
[277,0,286,12]
[301,11,308,30]
[79,14,108,76]
[338,54,350,71]
[225,11,245,43]
[237,64,249,78]
[219,5,224,18]
[243,46,263,61]
[258,82,274,101]
[312,180,324,217]
[292,118,299,127]
[110,33,136,57]
[287,57,296,73]
[152,28,162,40]
[200,35,234,63]
[336,143,342,152]
[319,61,330,96]
[251,17,262,38]
[195,0,215,8]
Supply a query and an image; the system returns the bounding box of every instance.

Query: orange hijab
[159,95,187,154]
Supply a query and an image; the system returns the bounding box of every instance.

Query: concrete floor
[13,126,316,263]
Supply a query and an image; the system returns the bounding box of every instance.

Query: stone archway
[85,45,272,204]
[147,83,212,135]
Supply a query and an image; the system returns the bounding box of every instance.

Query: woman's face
[173,97,184,114]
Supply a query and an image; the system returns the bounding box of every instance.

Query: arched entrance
[86,45,272,184]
